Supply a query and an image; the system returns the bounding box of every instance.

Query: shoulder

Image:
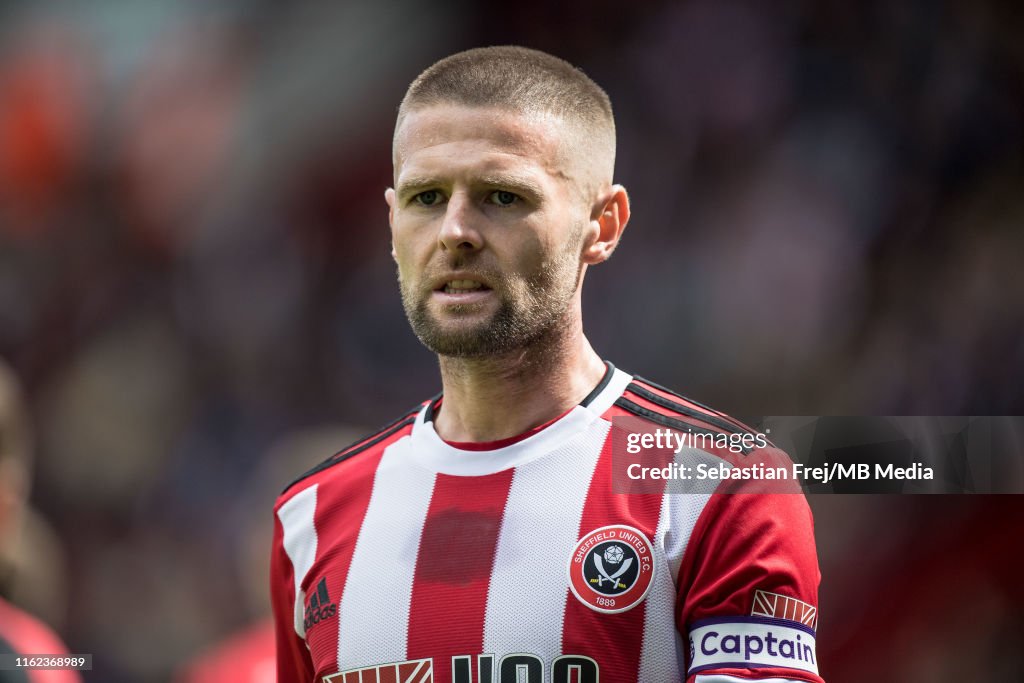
[276,397,434,503]
[611,372,803,495]
[613,374,762,446]
[609,371,798,476]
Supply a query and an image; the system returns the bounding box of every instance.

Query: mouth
[437,278,492,295]
[429,276,496,306]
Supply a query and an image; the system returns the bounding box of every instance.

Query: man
[271,46,823,683]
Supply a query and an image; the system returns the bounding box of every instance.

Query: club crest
[568,524,655,614]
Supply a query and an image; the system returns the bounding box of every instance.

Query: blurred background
[0,0,1021,681]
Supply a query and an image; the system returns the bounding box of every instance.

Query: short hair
[396,46,617,196]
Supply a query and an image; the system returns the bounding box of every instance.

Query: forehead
[393,105,570,183]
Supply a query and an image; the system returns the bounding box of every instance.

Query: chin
[415,323,508,358]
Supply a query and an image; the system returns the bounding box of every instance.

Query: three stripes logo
[304,577,337,631]
[750,589,818,630]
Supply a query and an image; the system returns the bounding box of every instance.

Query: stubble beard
[399,226,585,358]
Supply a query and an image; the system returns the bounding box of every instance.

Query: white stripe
[406,659,428,683]
[638,449,723,681]
[405,365,631,478]
[336,435,436,670]
[481,420,609,660]
[410,404,600,476]
[277,484,319,639]
[584,366,633,416]
[667,448,729,584]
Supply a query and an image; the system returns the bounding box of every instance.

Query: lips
[441,279,488,294]
[431,273,494,295]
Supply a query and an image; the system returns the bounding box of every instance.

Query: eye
[489,190,520,207]
[414,190,443,206]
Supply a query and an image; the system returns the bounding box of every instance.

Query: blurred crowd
[0,0,1021,681]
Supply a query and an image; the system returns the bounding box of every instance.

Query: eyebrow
[478,173,545,199]
[394,176,442,198]
[395,173,545,200]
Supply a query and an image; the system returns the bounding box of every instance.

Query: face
[387,105,589,357]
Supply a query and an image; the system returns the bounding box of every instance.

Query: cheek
[517,211,578,266]
[498,229,547,276]
[390,239,419,287]
[391,219,426,266]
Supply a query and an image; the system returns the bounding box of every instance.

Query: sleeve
[676,454,825,683]
[270,508,316,683]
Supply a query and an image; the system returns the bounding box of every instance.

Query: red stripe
[675,488,822,682]
[270,517,316,683]
[303,425,412,678]
[560,412,667,680]
[406,470,515,681]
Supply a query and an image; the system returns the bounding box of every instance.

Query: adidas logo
[303,577,337,630]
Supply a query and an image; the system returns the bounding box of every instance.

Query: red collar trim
[440,405,574,451]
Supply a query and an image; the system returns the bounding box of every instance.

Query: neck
[433,314,606,443]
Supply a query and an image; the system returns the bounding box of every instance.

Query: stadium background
[0,0,1021,681]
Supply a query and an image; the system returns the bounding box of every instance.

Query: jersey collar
[407,363,633,476]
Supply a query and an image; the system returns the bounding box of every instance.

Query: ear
[385,187,397,261]
[581,185,630,265]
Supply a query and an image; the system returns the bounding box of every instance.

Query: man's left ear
[582,185,630,265]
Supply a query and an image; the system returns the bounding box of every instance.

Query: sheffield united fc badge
[568,524,655,614]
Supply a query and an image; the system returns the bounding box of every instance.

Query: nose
[437,193,483,253]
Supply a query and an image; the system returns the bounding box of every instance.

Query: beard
[399,225,585,358]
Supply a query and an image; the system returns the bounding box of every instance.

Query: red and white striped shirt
[271,363,824,683]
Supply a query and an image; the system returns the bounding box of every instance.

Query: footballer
[271,46,824,683]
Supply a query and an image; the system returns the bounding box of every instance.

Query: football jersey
[271,363,824,683]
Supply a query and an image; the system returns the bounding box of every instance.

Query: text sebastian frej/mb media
[623,429,934,483]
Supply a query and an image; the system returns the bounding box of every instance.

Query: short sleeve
[270,509,316,683]
[676,458,825,683]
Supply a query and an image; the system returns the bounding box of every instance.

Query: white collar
[404,365,633,476]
